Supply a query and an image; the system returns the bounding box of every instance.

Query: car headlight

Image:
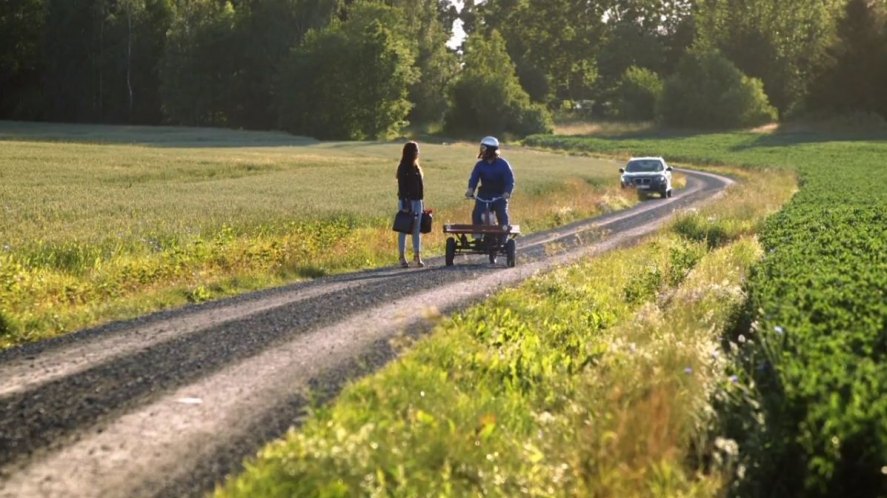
[655,175,666,183]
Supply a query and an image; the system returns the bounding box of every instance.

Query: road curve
[0,168,733,498]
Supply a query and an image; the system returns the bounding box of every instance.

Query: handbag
[392,210,414,233]
[420,209,433,234]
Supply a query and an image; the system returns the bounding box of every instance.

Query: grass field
[215,165,796,497]
[0,121,638,347]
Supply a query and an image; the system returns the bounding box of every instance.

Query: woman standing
[396,141,425,268]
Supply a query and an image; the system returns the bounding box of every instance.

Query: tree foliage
[695,0,845,115]
[807,0,887,119]
[614,66,663,121]
[3,0,887,133]
[0,0,46,119]
[25,0,174,123]
[381,0,459,124]
[657,49,777,128]
[224,0,341,129]
[278,3,417,139]
[444,30,552,137]
[127,0,175,123]
[160,0,238,126]
[473,0,608,104]
[596,0,694,86]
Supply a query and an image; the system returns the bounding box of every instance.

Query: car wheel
[666,189,672,198]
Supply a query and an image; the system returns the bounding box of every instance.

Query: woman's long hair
[478,144,500,161]
[398,141,422,176]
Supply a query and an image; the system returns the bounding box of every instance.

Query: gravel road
[0,169,733,498]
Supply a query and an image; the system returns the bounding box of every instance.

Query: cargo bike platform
[442,224,520,267]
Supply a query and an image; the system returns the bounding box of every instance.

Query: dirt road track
[0,169,733,498]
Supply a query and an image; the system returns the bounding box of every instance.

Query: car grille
[633,177,652,185]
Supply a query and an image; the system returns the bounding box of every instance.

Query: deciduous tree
[0,0,46,119]
[695,0,844,115]
[444,30,552,137]
[278,3,418,139]
[807,0,887,119]
[384,0,459,124]
[227,0,340,129]
[657,48,777,128]
[160,0,238,126]
[596,0,694,90]
[614,65,663,120]
[474,0,608,104]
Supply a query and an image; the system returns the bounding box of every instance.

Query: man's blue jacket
[468,157,515,197]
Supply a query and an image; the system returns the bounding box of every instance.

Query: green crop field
[0,121,633,347]
[525,129,887,496]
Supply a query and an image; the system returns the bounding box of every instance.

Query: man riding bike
[464,136,515,235]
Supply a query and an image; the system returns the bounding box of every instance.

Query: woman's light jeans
[398,199,423,256]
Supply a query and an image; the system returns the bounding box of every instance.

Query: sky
[447,20,467,49]
[445,0,482,49]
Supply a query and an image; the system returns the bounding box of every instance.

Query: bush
[444,31,552,137]
[657,49,777,129]
[614,66,663,121]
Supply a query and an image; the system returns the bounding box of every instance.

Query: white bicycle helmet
[478,136,500,159]
[480,136,500,149]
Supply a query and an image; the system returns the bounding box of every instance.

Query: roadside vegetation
[0,123,636,348]
[525,128,887,496]
[216,165,795,497]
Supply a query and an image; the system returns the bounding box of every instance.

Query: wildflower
[774,326,784,335]
[684,367,693,375]
[729,375,739,384]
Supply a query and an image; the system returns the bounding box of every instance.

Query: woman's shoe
[414,256,425,268]
[399,256,409,268]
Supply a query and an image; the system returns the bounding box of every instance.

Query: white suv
[619,156,673,198]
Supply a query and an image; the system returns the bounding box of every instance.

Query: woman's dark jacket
[397,162,424,200]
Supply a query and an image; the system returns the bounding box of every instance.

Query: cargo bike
[443,195,520,267]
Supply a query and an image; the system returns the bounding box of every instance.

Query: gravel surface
[0,169,732,498]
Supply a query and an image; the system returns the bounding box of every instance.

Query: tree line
[1,0,886,139]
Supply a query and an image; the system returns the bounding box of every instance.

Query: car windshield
[625,160,663,173]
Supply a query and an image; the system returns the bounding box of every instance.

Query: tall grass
[215,167,795,496]
[0,122,634,347]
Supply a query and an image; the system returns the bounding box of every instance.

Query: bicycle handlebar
[469,195,504,203]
